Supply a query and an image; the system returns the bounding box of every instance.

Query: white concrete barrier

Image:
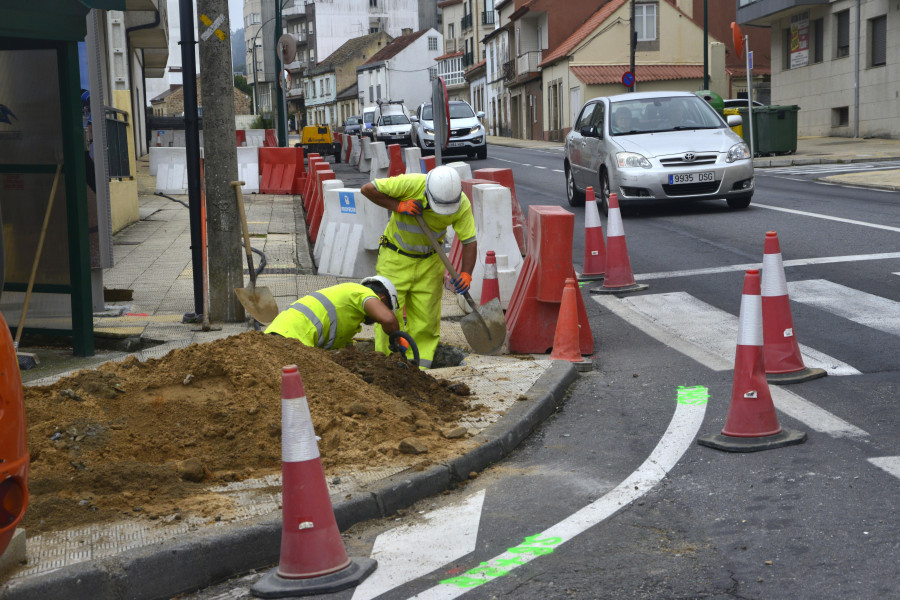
[245,129,266,147]
[237,147,260,194]
[358,137,373,173]
[153,147,205,194]
[458,184,524,311]
[316,188,387,278]
[404,147,423,173]
[446,161,473,180]
[369,141,390,180]
[349,135,361,166]
[313,179,345,265]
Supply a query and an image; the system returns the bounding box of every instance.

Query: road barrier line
[753,203,900,233]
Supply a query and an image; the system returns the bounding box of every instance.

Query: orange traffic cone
[699,270,806,452]
[580,186,606,280]
[761,231,826,384]
[590,193,648,294]
[480,250,501,306]
[550,278,593,370]
[251,365,376,597]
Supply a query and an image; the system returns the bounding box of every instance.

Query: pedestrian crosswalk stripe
[788,279,900,337]
[760,161,900,175]
[868,456,900,481]
[598,291,860,376]
[753,203,900,234]
[770,386,868,439]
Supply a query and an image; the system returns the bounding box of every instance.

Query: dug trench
[21,331,482,536]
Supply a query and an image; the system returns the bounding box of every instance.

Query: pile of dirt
[22,332,482,535]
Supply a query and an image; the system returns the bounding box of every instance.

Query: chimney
[401,28,412,36]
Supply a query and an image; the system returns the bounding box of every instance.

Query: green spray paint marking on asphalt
[440,535,563,588]
[676,385,709,405]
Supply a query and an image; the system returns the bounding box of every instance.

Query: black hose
[153,192,268,277]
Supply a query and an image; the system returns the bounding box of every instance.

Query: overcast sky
[228,0,243,31]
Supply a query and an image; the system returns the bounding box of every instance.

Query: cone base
[577,272,605,281]
[590,283,649,295]
[766,367,827,385]
[252,557,376,598]
[698,427,807,453]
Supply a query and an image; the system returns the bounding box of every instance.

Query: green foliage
[233,75,252,97]
[250,114,274,129]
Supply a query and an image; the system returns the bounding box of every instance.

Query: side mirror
[580,125,600,138]
[410,116,419,123]
[727,114,743,127]
[476,111,485,119]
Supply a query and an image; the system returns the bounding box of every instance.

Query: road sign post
[431,77,449,167]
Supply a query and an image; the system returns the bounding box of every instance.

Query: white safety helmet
[360,276,399,311]
[424,166,463,215]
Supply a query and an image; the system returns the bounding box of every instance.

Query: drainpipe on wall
[853,0,860,138]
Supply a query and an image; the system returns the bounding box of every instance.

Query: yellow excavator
[296,125,342,163]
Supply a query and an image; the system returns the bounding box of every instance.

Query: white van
[361,106,378,139]
[373,100,413,146]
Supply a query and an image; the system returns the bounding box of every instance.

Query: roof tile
[569,64,704,84]
[539,0,628,68]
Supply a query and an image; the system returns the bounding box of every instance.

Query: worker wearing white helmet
[265,277,404,350]
[361,166,477,369]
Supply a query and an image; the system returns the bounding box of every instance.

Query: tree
[234,74,252,97]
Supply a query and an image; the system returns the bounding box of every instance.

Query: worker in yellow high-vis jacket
[361,166,477,369]
[265,276,404,350]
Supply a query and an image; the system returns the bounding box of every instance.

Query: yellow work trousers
[374,247,444,369]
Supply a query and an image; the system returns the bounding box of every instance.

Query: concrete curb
[0,361,578,600]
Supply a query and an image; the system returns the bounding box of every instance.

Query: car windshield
[609,97,725,135]
[420,102,475,121]
[363,111,376,123]
[380,115,410,125]
[346,117,361,125]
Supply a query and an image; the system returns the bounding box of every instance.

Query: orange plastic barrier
[263,129,277,147]
[420,155,436,173]
[344,136,353,163]
[388,144,405,177]
[304,163,330,224]
[472,167,527,255]
[302,157,325,209]
[259,147,304,195]
[308,170,336,243]
[505,206,593,354]
[0,311,29,556]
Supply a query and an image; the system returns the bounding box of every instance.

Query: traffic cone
[699,270,806,452]
[251,365,376,598]
[550,278,593,370]
[761,231,826,384]
[480,250,501,306]
[580,186,606,280]
[590,193,648,294]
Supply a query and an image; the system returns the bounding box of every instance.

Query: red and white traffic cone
[761,231,826,384]
[251,365,376,597]
[580,186,606,280]
[550,278,593,370]
[699,270,806,452]
[591,193,648,294]
[480,250,501,306]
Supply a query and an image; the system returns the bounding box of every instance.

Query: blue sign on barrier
[340,191,356,214]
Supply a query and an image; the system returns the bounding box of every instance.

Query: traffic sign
[749,51,754,71]
[622,71,635,88]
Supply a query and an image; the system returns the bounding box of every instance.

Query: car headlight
[469,125,482,135]
[616,152,652,169]
[726,142,752,163]
[424,126,434,134]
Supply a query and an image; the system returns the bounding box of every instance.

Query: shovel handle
[230,181,256,286]
[412,213,486,323]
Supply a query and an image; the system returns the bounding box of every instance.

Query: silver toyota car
[564,91,754,212]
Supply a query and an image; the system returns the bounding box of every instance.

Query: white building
[356,28,444,111]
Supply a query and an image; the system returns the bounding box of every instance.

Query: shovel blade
[234,286,280,325]
[461,298,506,355]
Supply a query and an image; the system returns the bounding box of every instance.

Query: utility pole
[703,0,709,89]
[274,0,287,146]
[197,0,244,321]
[178,0,204,319]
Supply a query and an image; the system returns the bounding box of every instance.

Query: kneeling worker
[265,276,404,350]
[361,166,477,369]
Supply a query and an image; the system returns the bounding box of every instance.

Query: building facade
[357,28,444,112]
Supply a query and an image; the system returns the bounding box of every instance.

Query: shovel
[413,214,506,355]
[230,181,280,325]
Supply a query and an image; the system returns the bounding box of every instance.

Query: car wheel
[566,164,585,207]
[599,169,611,215]
[476,146,487,160]
[727,194,752,209]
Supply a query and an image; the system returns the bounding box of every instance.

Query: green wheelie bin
[738,105,799,156]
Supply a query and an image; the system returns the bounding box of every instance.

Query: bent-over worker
[265,276,402,349]
[361,166,477,369]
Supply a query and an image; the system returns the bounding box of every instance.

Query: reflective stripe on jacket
[265,283,378,348]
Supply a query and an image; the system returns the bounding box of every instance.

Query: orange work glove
[452,272,472,294]
[397,199,423,215]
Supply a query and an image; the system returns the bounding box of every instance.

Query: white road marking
[753,203,900,233]
[868,456,900,480]
[553,169,564,173]
[352,490,486,600]
[534,165,547,169]
[409,399,706,599]
[788,279,900,337]
[635,252,900,281]
[770,386,868,439]
[597,292,860,376]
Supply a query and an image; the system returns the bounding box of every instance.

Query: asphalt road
[182,145,899,600]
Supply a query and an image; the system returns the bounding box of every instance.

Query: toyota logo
[684,152,696,162]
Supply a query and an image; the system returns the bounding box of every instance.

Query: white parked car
[564,91,754,212]
[411,100,487,160]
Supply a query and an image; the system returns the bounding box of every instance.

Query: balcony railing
[444,38,457,53]
[517,50,542,75]
[482,11,495,25]
[104,107,131,179]
[502,60,515,83]
[461,13,472,31]
[462,51,475,67]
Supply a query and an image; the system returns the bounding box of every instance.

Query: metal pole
[745,35,754,158]
[703,0,709,89]
[274,0,286,146]
[179,0,204,317]
[252,43,259,114]
[629,0,636,92]
[853,0,860,138]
